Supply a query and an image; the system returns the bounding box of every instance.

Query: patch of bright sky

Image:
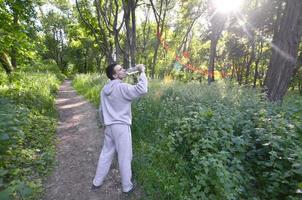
[41,3,62,14]
[135,0,180,27]
[35,1,73,43]
[213,0,243,13]
[38,0,180,28]
[34,2,64,28]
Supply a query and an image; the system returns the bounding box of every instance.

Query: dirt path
[43,80,141,200]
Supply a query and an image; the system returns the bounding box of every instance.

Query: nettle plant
[132,81,302,200]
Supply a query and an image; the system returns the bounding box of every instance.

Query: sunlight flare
[234,12,296,63]
[212,0,243,13]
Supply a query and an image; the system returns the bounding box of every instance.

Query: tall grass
[72,73,108,106]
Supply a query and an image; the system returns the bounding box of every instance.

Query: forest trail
[43,80,141,200]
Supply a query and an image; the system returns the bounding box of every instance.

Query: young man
[92,63,148,193]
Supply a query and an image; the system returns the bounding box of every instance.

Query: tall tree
[207,1,226,84]
[41,11,69,73]
[67,23,102,73]
[0,0,37,73]
[264,0,302,101]
[138,3,152,73]
[149,0,173,78]
[75,0,114,63]
[121,0,138,67]
[96,0,124,63]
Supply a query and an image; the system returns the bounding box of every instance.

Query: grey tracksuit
[93,73,148,192]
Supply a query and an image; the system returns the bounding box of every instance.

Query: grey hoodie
[99,73,148,125]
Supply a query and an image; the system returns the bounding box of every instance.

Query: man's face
[113,64,127,80]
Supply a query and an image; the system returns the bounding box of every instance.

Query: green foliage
[40,10,70,74]
[131,81,302,199]
[0,100,56,200]
[72,75,302,199]
[0,64,62,199]
[0,72,60,116]
[20,59,66,80]
[0,70,9,85]
[282,92,302,142]
[290,67,302,94]
[72,73,108,106]
[0,0,39,66]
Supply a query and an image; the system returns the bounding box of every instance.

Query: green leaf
[0,133,9,140]
[0,169,8,176]
[17,182,33,198]
[0,186,13,200]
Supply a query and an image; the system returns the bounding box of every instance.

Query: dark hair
[106,63,118,80]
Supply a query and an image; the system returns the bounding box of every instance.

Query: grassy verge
[0,63,64,200]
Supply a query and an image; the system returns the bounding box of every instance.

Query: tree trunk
[11,10,19,69]
[11,47,17,69]
[271,0,284,44]
[264,0,302,102]
[253,39,263,88]
[94,0,114,63]
[84,49,87,73]
[123,0,131,67]
[0,52,13,75]
[52,29,60,68]
[151,41,160,79]
[123,0,137,67]
[95,56,101,72]
[207,3,226,84]
[208,38,218,83]
[59,29,64,71]
[130,0,136,65]
[245,33,256,85]
[149,0,168,79]
[231,59,235,80]
[142,6,151,74]
[253,59,260,88]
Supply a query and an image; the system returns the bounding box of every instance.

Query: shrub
[0,63,61,199]
[132,81,302,200]
[72,74,302,200]
[0,99,56,200]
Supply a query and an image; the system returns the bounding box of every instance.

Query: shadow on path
[43,80,141,200]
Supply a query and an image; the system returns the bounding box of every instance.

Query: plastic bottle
[126,66,139,75]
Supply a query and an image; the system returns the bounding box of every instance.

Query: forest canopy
[0,0,302,100]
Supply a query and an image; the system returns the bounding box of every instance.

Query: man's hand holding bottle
[126,64,145,75]
[136,64,145,73]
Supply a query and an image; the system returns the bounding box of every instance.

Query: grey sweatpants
[93,124,133,192]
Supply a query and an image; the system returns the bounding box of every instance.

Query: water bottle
[126,66,139,75]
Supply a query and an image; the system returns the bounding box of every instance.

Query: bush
[0,99,56,200]
[0,72,60,116]
[132,81,302,200]
[0,64,61,199]
[71,74,302,200]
